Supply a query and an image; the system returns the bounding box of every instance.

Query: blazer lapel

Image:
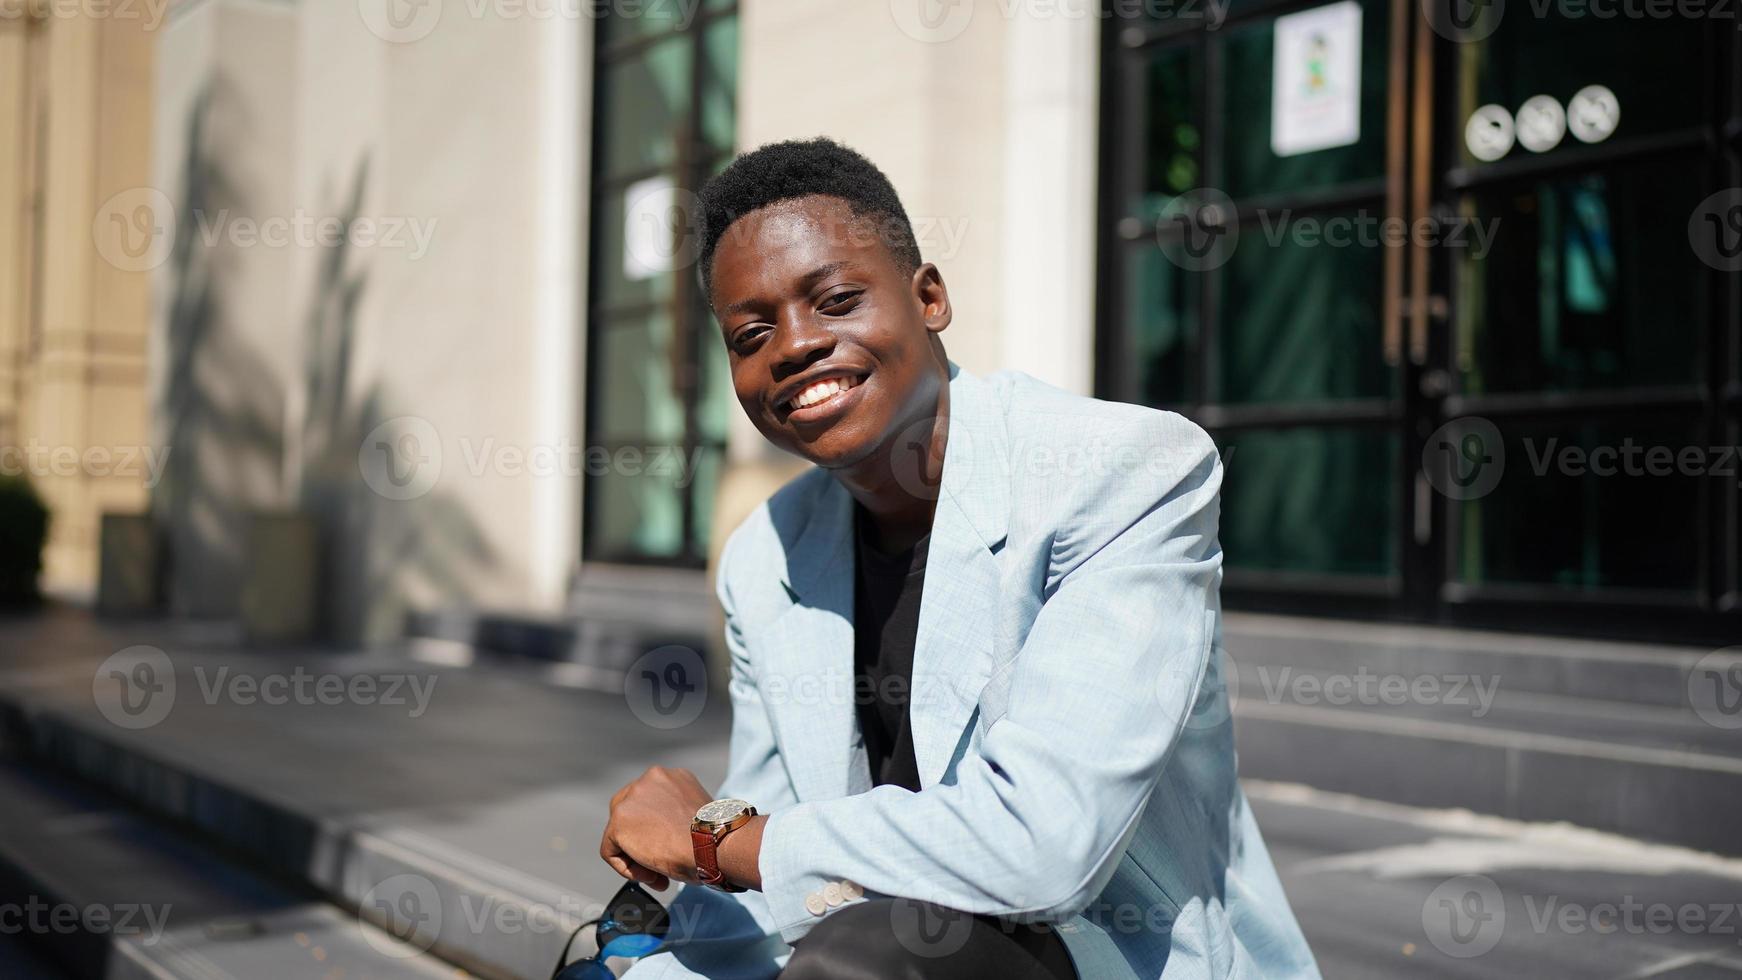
[758,360,1010,799]
[758,478,858,801]
[910,363,1009,787]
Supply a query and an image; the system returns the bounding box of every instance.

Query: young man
[600,138,1320,979]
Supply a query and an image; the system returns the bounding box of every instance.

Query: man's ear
[911,262,952,334]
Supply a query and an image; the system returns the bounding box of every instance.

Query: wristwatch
[691,798,757,892]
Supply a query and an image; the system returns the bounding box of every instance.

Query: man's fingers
[604,853,635,880]
[612,855,668,890]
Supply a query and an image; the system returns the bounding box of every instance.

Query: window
[584,5,738,565]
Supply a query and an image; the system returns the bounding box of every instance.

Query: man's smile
[776,370,872,425]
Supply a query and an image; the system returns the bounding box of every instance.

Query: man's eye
[734,325,769,347]
[820,290,863,313]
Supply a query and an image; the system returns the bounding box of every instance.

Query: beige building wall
[150,0,586,642]
[0,5,156,600]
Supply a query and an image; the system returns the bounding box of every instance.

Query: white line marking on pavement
[1246,780,1742,882]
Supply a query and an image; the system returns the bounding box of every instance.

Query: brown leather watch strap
[691,827,729,888]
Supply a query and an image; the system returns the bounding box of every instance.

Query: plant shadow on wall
[156,82,493,645]
[156,82,289,621]
[295,153,495,645]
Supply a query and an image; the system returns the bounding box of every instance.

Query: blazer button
[841,880,864,901]
[823,882,844,907]
[805,892,827,916]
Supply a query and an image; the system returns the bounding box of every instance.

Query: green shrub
[0,475,50,607]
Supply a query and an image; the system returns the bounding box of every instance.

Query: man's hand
[600,766,716,891]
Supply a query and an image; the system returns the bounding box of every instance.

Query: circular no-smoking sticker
[1464,105,1514,163]
[1567,84,1619,144]
[1514,95,1566,154]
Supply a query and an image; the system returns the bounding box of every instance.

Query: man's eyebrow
[719,262,852,321]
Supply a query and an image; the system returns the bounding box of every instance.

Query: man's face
[709,194,950,471]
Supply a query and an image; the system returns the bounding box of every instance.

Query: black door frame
[1095,0,1742,644]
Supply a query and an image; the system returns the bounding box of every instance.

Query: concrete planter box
[96,512,159,617]
[240,511,321,646]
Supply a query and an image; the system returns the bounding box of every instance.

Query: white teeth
[789,375,859,410]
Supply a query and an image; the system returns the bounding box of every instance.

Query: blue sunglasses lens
[598,932,664,959]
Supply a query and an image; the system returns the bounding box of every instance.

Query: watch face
[696,798,751,824]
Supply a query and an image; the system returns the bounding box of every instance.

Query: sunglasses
[551,881,672,980]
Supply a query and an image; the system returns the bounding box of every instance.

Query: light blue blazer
[626,360,1320,979]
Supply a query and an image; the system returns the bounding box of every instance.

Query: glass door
[1423,10,1740,637]
[1098,1,1741,639]
[1100,0,1410,619]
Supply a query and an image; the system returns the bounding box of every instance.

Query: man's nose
[772,313,834,372]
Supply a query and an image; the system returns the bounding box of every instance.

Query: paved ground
[4,607,1742,978]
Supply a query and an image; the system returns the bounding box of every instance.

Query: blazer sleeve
[623,526,797,979]
[755,414,1225,944]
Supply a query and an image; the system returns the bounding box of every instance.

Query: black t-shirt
[851,502,928,792]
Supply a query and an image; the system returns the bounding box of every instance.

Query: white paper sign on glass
[1270,1,1364,158]
[624,174,681,283]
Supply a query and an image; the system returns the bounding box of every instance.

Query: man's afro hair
[697,137,923,295]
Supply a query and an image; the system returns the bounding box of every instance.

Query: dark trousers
[779,899,1079,980]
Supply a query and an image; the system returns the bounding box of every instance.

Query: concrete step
[0,759,458,980]
[1226,612,1723,710]
[406,566,714,678]
[1224,615,1742,856]
[0,626,732,980]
